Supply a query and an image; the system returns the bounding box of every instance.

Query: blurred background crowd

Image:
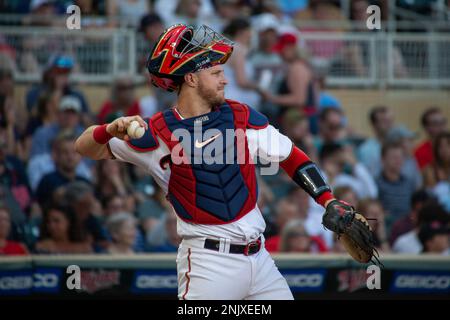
[0,0,449,257]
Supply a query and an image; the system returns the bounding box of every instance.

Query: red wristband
[316,191,335,208]
[93,124,113,144]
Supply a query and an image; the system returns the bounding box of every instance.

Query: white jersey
[109,124,293,242]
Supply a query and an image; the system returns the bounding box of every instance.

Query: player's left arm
[248,120,335,208]
[249,110,378,264]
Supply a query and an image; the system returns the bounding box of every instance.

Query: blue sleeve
[126,118,159,151]
[247,106,269,129]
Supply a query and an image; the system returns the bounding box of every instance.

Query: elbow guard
[281,145,333,207]
[293,161,331,199]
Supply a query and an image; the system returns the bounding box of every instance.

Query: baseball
[127,120,145,139]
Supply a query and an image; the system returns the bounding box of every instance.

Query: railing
[1,27,450,87]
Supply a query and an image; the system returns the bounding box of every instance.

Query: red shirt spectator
[414,140,433,169]
[414,107,448,169]
[0,241,28,255]
[0,205,28,256]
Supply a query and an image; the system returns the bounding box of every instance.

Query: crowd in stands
[0,0,448,256]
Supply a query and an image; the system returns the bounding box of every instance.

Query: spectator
[156,0,214,28]
[105,212,139,254]
[376,142,417,223]
[316,70,342,111]
[63,181,108,251]
[97,75,152,124]
[35,131,90,206]
[24,0,62,26]
[95,159,135,212]
[385,126,422,189]
[137,14,176,112]
[0,204,28,255]
[74,0,108,29]
[209,0,243,32]
[423,132,450,211]
[333,186,358,208]
[102,194,127,218]
[315,108,347,151]
[27,131,92,193]
[35,203,92,254]
[281,109,317,162]
[350,0,408,77]
[106,0,150,28]
[414,107,448,169]
[25,90,60,141]
[154,0,215,28]
[30,95,84,157]
[222,18,260,109]
[138,14,165,73]
[259,32,319,133]
[418,221,450,255]
[287,188,334,249]
[279,219,327,253]
[264,197,302,252]
[249,13,284,121]
[148,209,181,252]
[0,68,14,100]
[357,106,395,175]
[278,0,308,17]
[392,201,448,254]
[0,96,19,160]
[0,130,32,213]
[26,55,91,125]
[357,199,390,252]
[390,189,436,246]
[133,173,169,234]
[320,142,378,199]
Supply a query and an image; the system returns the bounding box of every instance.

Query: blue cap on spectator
[47,55,74,71]
[30,0,55,11]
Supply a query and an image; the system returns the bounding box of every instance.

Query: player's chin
[217,91,225,102]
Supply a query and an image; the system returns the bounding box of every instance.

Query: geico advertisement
[281,269,326,292]
[0,268,62,294]
[131,270,178,293]
[390,271,450,293]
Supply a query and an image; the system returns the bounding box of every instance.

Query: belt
[204,237,262,256]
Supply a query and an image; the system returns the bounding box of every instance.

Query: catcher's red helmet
[146,24,234,92]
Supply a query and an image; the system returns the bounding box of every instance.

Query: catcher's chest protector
[151,100,262,224]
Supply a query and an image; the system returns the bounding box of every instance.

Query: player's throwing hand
[106,116,148,141]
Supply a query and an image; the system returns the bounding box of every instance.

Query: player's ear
[184,73,197,88]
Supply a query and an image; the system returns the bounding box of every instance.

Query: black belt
[204,237,262,256]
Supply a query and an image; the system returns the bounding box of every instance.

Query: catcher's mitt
[322,200,381,265]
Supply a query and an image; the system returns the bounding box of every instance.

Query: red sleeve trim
[279,144,311,177]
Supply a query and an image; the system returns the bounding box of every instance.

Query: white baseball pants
[176,237,294,300]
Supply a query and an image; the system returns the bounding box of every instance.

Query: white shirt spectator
[333,163,379,199]
[27,153,92,192]
[305,198,334,249]
[392,230,422,254]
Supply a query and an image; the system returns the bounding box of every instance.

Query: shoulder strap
[150,111,177,151]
